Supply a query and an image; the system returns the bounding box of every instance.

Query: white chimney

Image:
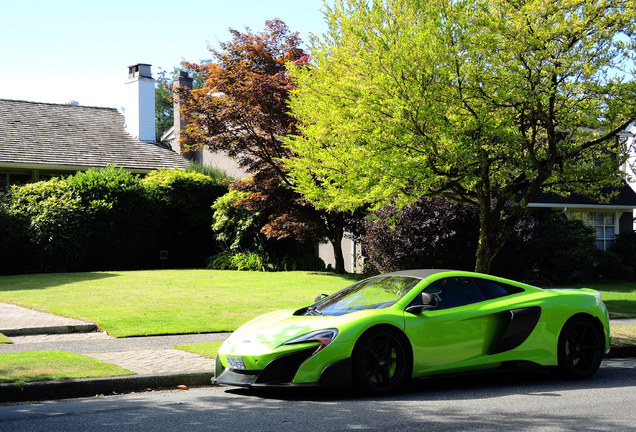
[124,63,156,142]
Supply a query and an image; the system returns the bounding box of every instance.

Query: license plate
[227,356,246,370]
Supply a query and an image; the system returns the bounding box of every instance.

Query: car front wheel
[352,326,412,395]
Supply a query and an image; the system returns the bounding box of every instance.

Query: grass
[611,325,636,346]
[0,333,11,344]
[0,270,362,337]
[0,269,633,338]
[0,351,134,383]
[174,341,223,358]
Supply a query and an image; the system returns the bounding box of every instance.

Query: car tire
[352,326,412,395]
[557,315,604,379]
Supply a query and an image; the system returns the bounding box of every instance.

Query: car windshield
[310,276,421,316]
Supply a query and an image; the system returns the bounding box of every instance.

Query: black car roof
[380,269,454,280]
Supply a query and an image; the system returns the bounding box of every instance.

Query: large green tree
[286,0,636,273]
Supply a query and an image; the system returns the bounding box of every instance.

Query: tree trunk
[330,236,346,274]
[474,230,495,274]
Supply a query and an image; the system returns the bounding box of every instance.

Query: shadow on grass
[0,272,118,292]
[604,299,636,318]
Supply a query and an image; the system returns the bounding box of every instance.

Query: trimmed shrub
[0,167,228,274]
[67,166,154,270]
[142,169,228,267]
[0,202,37,274]
[0,178,95,272]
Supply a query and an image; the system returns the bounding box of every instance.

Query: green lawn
[0,333,11,344]
[0,351,134,383]
[0,270,633,338]
[0,270,361,337]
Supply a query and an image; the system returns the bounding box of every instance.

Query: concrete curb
[1,324,97,337]
[0,371,215,403]
[607,345,636,359]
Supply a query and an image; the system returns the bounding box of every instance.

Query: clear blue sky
[0,0,329,109]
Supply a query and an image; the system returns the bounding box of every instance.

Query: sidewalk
[1,302,635,402]
[0,303,230,402]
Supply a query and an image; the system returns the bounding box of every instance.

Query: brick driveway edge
[0,372,216,403]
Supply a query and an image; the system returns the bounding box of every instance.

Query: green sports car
[215,269,611,394]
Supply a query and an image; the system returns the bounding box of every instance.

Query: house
[0,64,188,188]
[526,126,636,250]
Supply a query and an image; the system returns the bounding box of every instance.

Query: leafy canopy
[287,0,636,211]
[285,0,636,272]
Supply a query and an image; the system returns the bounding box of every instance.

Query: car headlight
[284,329,339,353]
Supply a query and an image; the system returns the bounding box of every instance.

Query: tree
[176,19,358,273]
[155,70,174,143]
[285,0,636,273]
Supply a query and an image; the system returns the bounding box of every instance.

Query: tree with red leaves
[175,19,358,273]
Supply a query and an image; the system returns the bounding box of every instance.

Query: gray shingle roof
[530,183,636,208]
[0,99,188,172]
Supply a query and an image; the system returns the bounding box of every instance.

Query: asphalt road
[2,358,636,432]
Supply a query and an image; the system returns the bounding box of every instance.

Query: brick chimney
[173,71,201,161]
[124,63,156,142]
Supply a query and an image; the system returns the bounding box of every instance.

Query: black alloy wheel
[557,315,604,379]
[352,327,412,395]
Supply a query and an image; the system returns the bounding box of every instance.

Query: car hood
[222,309,357,355]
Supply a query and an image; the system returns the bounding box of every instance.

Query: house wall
[318,238,364,273]
[200,150,249,180]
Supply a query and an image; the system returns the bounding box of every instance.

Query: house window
[570,211,616,251]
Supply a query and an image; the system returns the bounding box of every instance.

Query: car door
[403,276,505,376]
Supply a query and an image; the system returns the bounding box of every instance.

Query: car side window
[422,277,486,309]
[475,278,524,299]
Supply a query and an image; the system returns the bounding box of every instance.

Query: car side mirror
[420,292,438,307]
[315,294,328,302]
[405,292,438,315]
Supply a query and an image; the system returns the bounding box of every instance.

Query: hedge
[0,166,227,274]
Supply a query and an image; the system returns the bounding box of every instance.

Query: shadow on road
[223,357,636,402]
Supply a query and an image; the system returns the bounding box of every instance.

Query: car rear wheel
[352,327,412,395]
[557,315,604,379]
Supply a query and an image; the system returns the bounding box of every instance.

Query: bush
[0,203,37,274]
[363,198,480,272]
[207,250,325,272]
[208,251,274,271]
[595,250,634,281]
[211,190,263,253]
[67,167,154,270]
[535,214,598,284]
[0,178,95,272]
[143,169,228,267]
[610,232,636,280]
[210,189,325,272]
[362,197,540,277]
